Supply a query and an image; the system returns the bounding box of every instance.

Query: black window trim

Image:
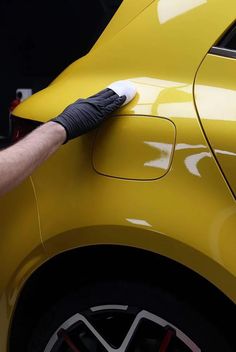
[209,21,236,59]
[209,46,236,59]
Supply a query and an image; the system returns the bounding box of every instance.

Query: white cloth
[107,80,137,106]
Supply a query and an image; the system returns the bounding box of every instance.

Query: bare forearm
[0,122,66,196]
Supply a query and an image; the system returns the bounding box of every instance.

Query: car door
[194,22,236,198]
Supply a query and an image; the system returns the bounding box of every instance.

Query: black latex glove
[52,88,126,143]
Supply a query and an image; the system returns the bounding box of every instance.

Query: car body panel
[0,179,44,351]
[195,53,236,198]
[2,0,236,350]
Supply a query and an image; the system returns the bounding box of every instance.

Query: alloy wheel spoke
[44,308,200,352]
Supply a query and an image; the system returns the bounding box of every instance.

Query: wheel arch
[9,242,236,352]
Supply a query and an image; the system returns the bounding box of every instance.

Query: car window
[210,22,236,58]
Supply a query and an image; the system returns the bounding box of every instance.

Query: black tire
[28,280,232,352]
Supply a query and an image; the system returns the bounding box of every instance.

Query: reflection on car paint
[126,218,151,227]
[129,78,195,119]
[157,0,207,24]
[175,144,207,150]
[158,102,195,119]
[196,85,236,121]
[184,152,211,177]
[93,116,176,180]
[143,142,173,170]
[215,149,236,157]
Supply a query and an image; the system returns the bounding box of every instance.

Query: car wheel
[28,281,232,352]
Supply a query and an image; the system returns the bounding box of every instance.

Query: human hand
[52,80,136,143]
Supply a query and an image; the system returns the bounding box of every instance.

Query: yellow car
[1,0,236,351]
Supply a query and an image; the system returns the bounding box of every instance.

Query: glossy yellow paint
[195,54,236,197]
[29,79,236,295]
[2,0,236,350]
[0,179,44,351]
[14,0,236,122]
[92,0,156,50]
[93,115,176,180]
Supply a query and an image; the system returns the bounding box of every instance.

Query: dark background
[0,0,122,126]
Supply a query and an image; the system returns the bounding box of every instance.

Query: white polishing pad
[107,80,137,106]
